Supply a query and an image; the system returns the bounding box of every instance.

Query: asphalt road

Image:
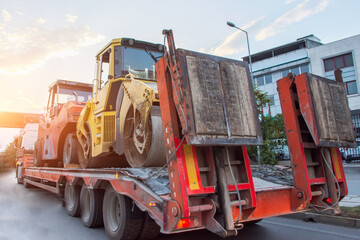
[344,164,360,195]
[0,171,359,240]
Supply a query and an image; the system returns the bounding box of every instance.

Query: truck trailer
[15,30,356,240]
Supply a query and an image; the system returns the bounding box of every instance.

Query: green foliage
[0,142,16,171]
[248,85,287,165]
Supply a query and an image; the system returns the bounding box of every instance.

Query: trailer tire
[63,133,79,165]
[137,213,160,240]
[103,185,142,240]
[80,183,104,228]
[23,180,35,188]
[64,182,81,217]
[33,140,44,167]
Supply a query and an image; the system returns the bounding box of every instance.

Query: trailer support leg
[213,147,237,237]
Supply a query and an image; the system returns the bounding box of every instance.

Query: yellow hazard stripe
[183,144,200,190]
[331,148,342,179]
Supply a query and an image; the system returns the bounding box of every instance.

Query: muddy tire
[103,185,142,240]
[80,183,104,228]
[33,140,44,167]
[63,133,79,165]
[64,182,81,217]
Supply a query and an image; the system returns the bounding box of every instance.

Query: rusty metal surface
[177,49,262,146]
[296,73,356,148]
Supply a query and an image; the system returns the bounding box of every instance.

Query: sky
[0,0,359,150]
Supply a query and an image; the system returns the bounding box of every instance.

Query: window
[114,46,163,80]
[282,69,289,78]
[345,81,358,95]
[256,76,264,86]
[323,53,354,72]
[265,74,272,84]
[262,95,275,107]
[290,67,300,76]
[268,95,275,106]
[300,64,309,73]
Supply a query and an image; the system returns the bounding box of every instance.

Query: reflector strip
[331,148,342,179]
[183,144,200,190]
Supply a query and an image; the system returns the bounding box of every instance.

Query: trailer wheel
[80,183,104,228]
[23,180,35,188]
[103,185,142,240]
[64,182,81,217]
[33,140,44,167]
[137,213,160,240]
[63,133,79,165]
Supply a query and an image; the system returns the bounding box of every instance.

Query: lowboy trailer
[16,30,356,240]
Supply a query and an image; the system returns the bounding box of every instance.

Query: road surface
[0,171,359,240]
[344,163,360,195]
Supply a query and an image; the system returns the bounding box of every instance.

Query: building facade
[245,34,360,161]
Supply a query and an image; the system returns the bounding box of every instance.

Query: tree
[0,142,16,171]
[248,85,287,165]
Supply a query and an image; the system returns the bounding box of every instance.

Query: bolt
[171,207,178,217]
[297,191,303,199]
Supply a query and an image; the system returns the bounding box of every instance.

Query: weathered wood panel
[308,74,355,145]
[220,62,256,137]
[186,56,227,135]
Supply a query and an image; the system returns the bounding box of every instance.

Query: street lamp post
[227,21,260,165]
[226,21,254,81]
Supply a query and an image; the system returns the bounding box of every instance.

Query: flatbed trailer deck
[15,31,356,240]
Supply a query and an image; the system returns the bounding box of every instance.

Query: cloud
[37,18,46,24]
[200,16,265,58]
[256,0,329,41]
[0,12,105,76]
[66,14,78,23]
[1,10,11,22]
[285,0,298,4]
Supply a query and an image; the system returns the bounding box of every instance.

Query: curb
[283,212,360,228]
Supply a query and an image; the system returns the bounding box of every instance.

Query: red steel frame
[277,73,348,207]
[17,43,350,239]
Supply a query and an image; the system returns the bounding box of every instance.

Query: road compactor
[76,38,167,168]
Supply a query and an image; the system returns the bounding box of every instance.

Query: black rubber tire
[63,133,79,165]
[64,182,81,217]
[103,185,143,240]
[80,183,104,228]
[137,213,160,240]
[33,140,44,167]
[23,180,35,188]
[78,132,101,168]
